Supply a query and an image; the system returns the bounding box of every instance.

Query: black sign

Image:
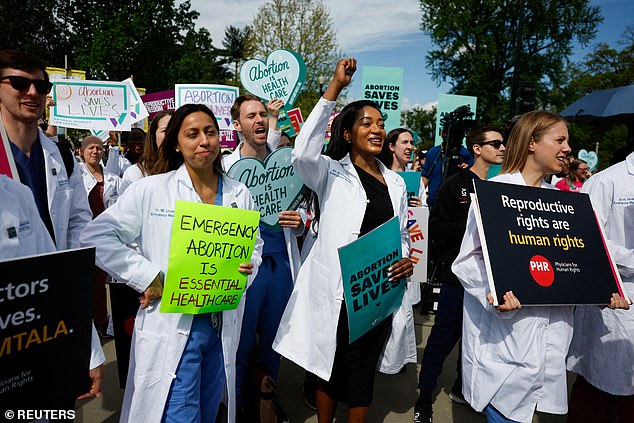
[0,248,94,408]
[473,180,625,306]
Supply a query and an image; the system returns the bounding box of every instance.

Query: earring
[175,148,180,152]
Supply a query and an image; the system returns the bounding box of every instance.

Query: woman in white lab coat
[451,110,629,423]
[273,58,413,423]
[80,104,263,423]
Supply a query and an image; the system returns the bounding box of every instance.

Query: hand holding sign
[240,49,306,107]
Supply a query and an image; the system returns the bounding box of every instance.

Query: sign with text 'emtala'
[472,179,627,306]
[239,49,306,108]
[435,93,478,146]
[175,84,239,148]
[0,248,93,409]
[227,147,304,229]
[361,66,404,133]
[50,78,148,131]
[339,216,404,343]
[161,201,260,314]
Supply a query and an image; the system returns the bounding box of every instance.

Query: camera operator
[421,106,475,208]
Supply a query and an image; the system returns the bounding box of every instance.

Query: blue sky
[192,0,633,110]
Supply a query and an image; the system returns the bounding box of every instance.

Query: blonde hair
[501,111,566,174]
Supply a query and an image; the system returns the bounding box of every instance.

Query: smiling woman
[80,103,264,423]
[273,59,413,423]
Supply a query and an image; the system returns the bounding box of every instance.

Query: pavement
[75,308,570,423]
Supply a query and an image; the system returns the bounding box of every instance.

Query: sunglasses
[477,139,505,149]
[1,75,52,95]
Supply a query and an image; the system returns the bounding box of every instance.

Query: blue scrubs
[235,224,293,404]
[163,177,226,423]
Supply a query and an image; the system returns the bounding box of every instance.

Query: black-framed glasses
[0,75,52,94]
[477,139,505,149]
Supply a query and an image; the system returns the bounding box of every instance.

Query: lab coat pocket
[52,188,73,233]
[308,260,335,306]
[133,330,168,388]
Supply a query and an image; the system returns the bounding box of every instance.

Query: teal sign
[397,171,421,200]
[338,216,404,343]
[227,147,304,229]
[435,93,478,146]
[361,66,404,133]
[240,49,306,108]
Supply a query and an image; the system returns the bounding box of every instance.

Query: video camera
[438,104,476,181]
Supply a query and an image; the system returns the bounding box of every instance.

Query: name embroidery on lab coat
[329,168,353,185]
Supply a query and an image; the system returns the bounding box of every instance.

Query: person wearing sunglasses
[0,50,104,401]
[554,159,588,192]
[414,125,505,423]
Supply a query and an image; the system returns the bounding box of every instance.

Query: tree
[249,0,341,114]
[401,106,437,149]
[58,0,228,92]
[0,0,70,66]
[221,25,255,86]
[419,0,602,124]
[551,28,634,169]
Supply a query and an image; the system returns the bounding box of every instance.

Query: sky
[189,0,633,111]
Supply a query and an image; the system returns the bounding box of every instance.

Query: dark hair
[323,99,382,160]
[466,125,504,156]
[230,93,263,121]
[0,50,48,81]
[307,100,383,233]
[137,111,173,176]
[568,159,587,183]
[377,128,412,168]
[154,104,223,175]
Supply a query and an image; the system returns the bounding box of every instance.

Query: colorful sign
[45,67,86,81]
[338,216,404,342]
[161,201,260,314]
[407,207,429,284]
[122,78,149,127]
[240,49,306,108]
[277,107,303,137]
[397,171,422,200]
[361,66,404,133]
[227,147,304,229]
[472,179,627,306]
[0,248,94,409]
[141,90,176,121]
[0,116,19,181]
[578,149,599,171]
[435,94,478,146]
[175,84,239,148]
[50,80,131,130]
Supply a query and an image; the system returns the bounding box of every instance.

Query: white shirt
[567,152,634,395]
[452,171,574,422]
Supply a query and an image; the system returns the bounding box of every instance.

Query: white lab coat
[0,175,56,258]
[39,131,94,250]
[222,138,303,281]
[272,98,411,381]
[120,163,144,193]
[452,171,574,423]
[103,146,132,177]
[567,152,634,395]
[80,165,263,423]
[37,132,105,369]
[78,163,122,209]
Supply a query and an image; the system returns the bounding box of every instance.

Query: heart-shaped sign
[227,147,304,228]
[239,49,306,108]
[578,149,598,170]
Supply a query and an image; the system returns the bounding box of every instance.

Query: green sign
[227,147,304,229]
[435,93,478,146]
[397,171,421,200]
[160,201,260,314]
[361,66,404,133]
[338,216,404,343]
[240,49,306,108]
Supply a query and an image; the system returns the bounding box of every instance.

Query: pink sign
[141,90,176,121]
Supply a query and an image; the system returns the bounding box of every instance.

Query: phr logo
[529,255,554,287]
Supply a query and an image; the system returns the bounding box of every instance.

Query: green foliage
[551,28,634,168]
[220,25,255,86]
[401,106,437,149]
[249,0,342,115]
[419,0,602,125]
[0,0,70,66]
